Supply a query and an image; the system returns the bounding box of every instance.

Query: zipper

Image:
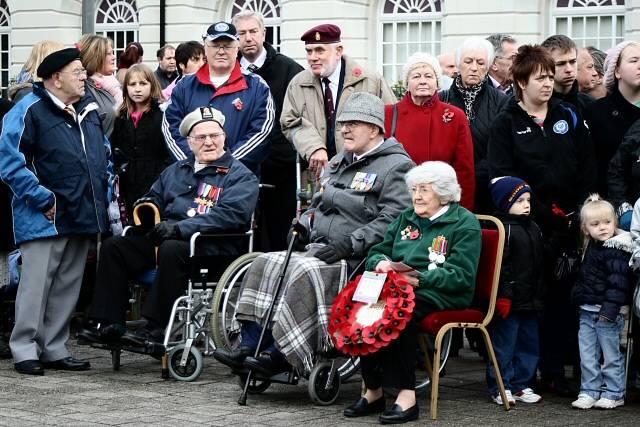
[77,106,105,233]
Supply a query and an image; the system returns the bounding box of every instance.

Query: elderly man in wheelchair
[213,92,414,379]
[79,106,259,351]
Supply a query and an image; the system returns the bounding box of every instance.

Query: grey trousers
[10,236,90,363]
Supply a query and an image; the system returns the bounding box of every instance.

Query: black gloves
[315,237,353,264]
[287,218,310,251]
[146,222,181,246]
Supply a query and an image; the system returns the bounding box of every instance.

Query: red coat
[385,93,475,210]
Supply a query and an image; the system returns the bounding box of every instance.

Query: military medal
[349,172,377,191]
[428,235,448,270]
[189,182,223,217]
[187,208,196,217]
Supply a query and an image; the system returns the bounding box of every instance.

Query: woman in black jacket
[488,45,597,396]
[440,37,507,213]
[112,64,170,217]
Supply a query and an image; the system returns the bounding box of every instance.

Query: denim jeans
[486,312,540,395]
[578,309,625,400]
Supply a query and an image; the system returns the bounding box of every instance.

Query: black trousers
[360,298,437,391]
[89,235,190,327]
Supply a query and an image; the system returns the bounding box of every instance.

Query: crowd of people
[1,9,640,424]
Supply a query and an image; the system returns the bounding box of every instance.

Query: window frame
[550,0,625,50]
[228,0,282,52]
[94,0,139,61]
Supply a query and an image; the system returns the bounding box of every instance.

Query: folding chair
[418,214,509,420]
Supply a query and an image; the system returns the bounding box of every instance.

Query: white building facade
[2,0,639,93]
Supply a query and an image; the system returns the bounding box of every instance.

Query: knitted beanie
[603,41,640,91]
[490,176,532,213]
[402,52,443,89]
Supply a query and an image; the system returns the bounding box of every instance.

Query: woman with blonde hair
[77,34,123,137]
[8,40,63,102]
[111,64,169,215]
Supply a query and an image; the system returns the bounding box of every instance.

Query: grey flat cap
[336,92,385,130]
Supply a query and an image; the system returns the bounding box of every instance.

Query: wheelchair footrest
[86,341,165,359]
[231,367,300,385]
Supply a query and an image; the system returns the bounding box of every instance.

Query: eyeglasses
[339,121,362,131]
[59,68,87,78]
[188,133,224,144]
[410,186,434,196]
[205,43,236,52]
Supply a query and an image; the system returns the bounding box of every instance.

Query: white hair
[455,37,495,68]
[405,161,461,204]
[402,52,443,89]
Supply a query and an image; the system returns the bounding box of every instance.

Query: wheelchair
[209,250,454,405]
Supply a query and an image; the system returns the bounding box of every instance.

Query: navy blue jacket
[145,150,259,255]
[571,236,632,321]
[162,61,274,174]
[0,82,112,245]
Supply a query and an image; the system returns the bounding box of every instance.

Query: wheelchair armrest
[122,225,134,237]
[189,230,252,257]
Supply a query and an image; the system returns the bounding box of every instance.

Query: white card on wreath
[352,271,387,304]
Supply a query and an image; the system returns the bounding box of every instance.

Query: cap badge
[215,22,229,32]
[315,31,321,41]
[200,107,213,119]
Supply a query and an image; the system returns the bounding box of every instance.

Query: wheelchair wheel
[168,344,203,382]
[211,252,263,349]
[414,329,453,395]
[308,361,341,406]
[237,374,271,394]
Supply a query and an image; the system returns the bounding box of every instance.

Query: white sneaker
[514,388,542,403]
[594,397,624,409]
[572,394,598,409]
[491,389,516,406]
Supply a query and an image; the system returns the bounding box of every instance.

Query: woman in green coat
[343,161,482,424]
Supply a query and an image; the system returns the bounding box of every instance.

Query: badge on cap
[200,107,213,119]
[315,32,321,41]
[215,22,230,32]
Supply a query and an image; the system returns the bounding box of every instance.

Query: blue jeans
[578,309,625,400]
[486,312,540,395]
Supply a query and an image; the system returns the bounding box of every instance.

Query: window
[379,0,442,85]
[95,0,139,61]
[0,0,9,98]
[230,0,282,52]
[552,0,625,50]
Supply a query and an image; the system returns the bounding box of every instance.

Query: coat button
[612,110,619,117]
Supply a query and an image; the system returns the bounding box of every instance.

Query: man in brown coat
[281,23,395,178]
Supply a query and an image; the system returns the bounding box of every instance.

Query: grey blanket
[235,244,347,372]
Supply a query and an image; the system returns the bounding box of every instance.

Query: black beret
[300,24,341,45]
[37,48,82,79]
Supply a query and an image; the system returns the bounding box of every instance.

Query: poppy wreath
[328,271,416,356]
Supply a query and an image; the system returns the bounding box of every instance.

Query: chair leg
[479,326,510,411]
[430,325,450,420]
[624,316,634,397]
[418,335,434,379]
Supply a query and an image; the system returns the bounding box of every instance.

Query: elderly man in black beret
[0,47,112,375]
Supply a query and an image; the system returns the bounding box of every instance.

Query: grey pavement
[0,343,638,426]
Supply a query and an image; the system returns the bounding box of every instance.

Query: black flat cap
[37,48,81,79]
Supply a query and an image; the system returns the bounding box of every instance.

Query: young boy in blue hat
[486,176,545,405]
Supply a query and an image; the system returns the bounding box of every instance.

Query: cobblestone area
[0,343,638,426]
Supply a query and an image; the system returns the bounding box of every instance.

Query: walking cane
[238,230,299,406]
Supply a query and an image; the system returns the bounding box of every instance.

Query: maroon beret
[300,24,341,44]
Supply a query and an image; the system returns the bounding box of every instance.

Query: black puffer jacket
[440,79,507,212]
[111,102,171,215]
[552,80,594,121]
[607,119,640,210]
[488,97,597,234]
[496,213,544,312]
[584,86,640,196]
[571,234,633,321]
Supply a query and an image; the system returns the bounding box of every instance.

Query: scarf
[454,75,483,121]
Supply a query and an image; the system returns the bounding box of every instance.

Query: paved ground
[1,342,639,426]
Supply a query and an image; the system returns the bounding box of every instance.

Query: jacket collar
[195,60,248,98]
[406,202,462,225]
[399,91,440,111]
[298,55,365,88]
[328,137,407,170]
[32,82,98,116]
[552,80,579,104]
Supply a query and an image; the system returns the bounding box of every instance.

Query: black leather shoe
[0,337,12,359]
[77,324,125,345]
[42,357,90,371]
[243,351,291,376]
[15,359,44,376]
[344,396,386,417]
[379,404,419,424]
[213,346,254,369]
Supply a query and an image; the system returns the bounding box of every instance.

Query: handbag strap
[391,103,398,138]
